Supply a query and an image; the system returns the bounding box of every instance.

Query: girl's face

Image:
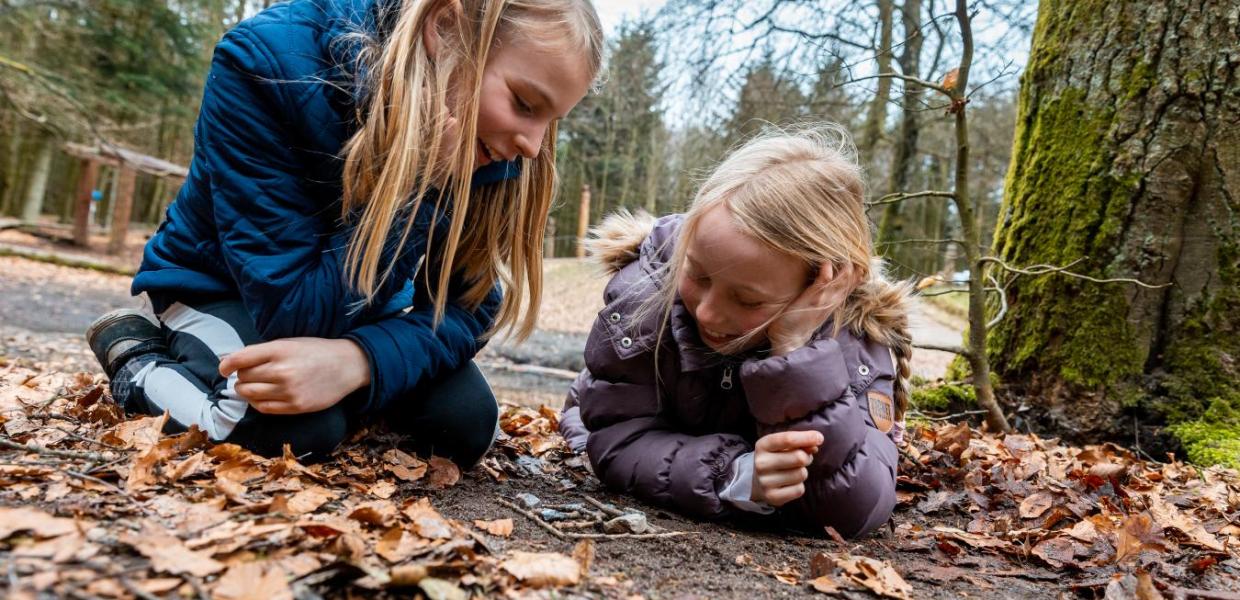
[471,35,592,167]
[678,204,809,354]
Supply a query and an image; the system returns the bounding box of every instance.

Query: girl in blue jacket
[86,0,602,465]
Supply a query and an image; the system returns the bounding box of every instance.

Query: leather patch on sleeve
[867,391,895,433]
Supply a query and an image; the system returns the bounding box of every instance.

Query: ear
[421,0,464,63]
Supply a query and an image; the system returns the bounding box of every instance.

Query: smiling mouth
[477,139,502,164]
[700,327,738,344]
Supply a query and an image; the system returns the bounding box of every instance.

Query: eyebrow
[514,77,569,119]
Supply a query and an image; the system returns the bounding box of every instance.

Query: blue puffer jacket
[132,0,519,414]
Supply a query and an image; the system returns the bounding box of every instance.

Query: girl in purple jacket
[561,125,913,538]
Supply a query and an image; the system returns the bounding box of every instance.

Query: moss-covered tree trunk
[989,0,1239,462]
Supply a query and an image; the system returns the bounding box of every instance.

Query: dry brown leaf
[120,524,223,577]
[473,518,514,537]
[1146,494,1226,552]
[1115,512,1169,563]
[285,486,336,515]
[369,480,398,499]
[167,451,209,482]
[375,527,424,563]
[427,457,460,489]
[810,575,842,594]
[1031,536,1080,569]
[572,538,595,578]
[213,562,293,600]
[1019,492,1055,519]
[0,507,80,539]
[500,551,581,588]
[101,413,167,450]
[836,554,912,600]
[403,498,453,539]
[348,500,399,527]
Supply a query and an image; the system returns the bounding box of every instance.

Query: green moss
[911,382,977,412]
[1168,400,1240,469]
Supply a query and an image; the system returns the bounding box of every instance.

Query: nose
[513,122,547,160]
[695,287,725,330]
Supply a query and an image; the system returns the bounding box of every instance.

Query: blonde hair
[340,0,604,341]
[638,124,913,419]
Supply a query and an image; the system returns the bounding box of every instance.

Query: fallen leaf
[1146,494,1225,552]
[836,554,912,600]
[120,524,223,577]
[572,538,595,578]
[810,575,841,594]
[1019,492,1054,519]
[213,562,293,600]
[369,480,398,499]
[285,486,336,515]
[500,551,581,587]
[418,577,467,600]
[0,507,79,539]
[427,457,460,489]
[348,500,398,527]
[403,498,453,539]
[474,518,514,537]
[375,527,423,564]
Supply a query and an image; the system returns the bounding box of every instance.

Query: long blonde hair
[340,0,604,340]
[637,124,913,419]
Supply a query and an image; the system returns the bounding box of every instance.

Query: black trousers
[114,299,498,466]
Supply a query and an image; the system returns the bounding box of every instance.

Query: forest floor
[2,240,1239,599]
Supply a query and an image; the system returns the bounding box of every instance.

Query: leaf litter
[1,364,1239,598]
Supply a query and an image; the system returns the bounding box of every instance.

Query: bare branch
[985,274,1007,329]
[878,238,966,247]
[914,342,970,356]
[847,71,953,97]
[980,257,1171,289]
[867,190,957,207]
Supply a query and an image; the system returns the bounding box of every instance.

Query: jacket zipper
[720,365,734,390]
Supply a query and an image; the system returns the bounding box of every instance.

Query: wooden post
[107,166,136,255]
[576,184,591,259]
[72,158,98,247]
[544,217,556,258]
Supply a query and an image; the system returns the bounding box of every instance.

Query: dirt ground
[3,248,1238,599]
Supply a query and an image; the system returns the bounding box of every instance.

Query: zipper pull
[720,365,734,390]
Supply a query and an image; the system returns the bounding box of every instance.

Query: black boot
[86,308,168,379]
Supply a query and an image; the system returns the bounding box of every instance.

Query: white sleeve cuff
[719,452,776,514]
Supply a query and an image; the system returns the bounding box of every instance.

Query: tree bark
[988,0,1239,457]
[877,0,924,278]
[859,0,894,159]
[19,133,54,223]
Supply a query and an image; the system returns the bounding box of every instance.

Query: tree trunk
[877,0,924,278]
[859,0,894,160]
[19,133,54,223]
[988,0,1239,462]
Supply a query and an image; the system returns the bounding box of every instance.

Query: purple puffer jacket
[561,214,908,538]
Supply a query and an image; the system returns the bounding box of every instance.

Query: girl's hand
[218,338,371,415]
[751,430,824,507]
[766,262,856,356]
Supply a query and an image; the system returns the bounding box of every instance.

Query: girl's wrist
[335,338,372,392]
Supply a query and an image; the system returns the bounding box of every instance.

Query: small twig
[848,71,954,96]
[985,274,1007,329]
[980,256,1170,289]
[866,190,956,207]
[909,408,991,422]
[496,497,568,540]
[119,578,161,600]
[877,238,966,248]
[913,342,970,356]
[45,426,123,451]
[1167,587,1240,600]
[0,437,113,462]
[562,531,698,541]
[582,495,627,518]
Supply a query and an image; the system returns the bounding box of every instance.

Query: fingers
[757,467,809,489]
[755,447,814,472]
[233,381,284,402]
[218,343,276,377]
[756,430,825,453]
[763,483,806,507]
